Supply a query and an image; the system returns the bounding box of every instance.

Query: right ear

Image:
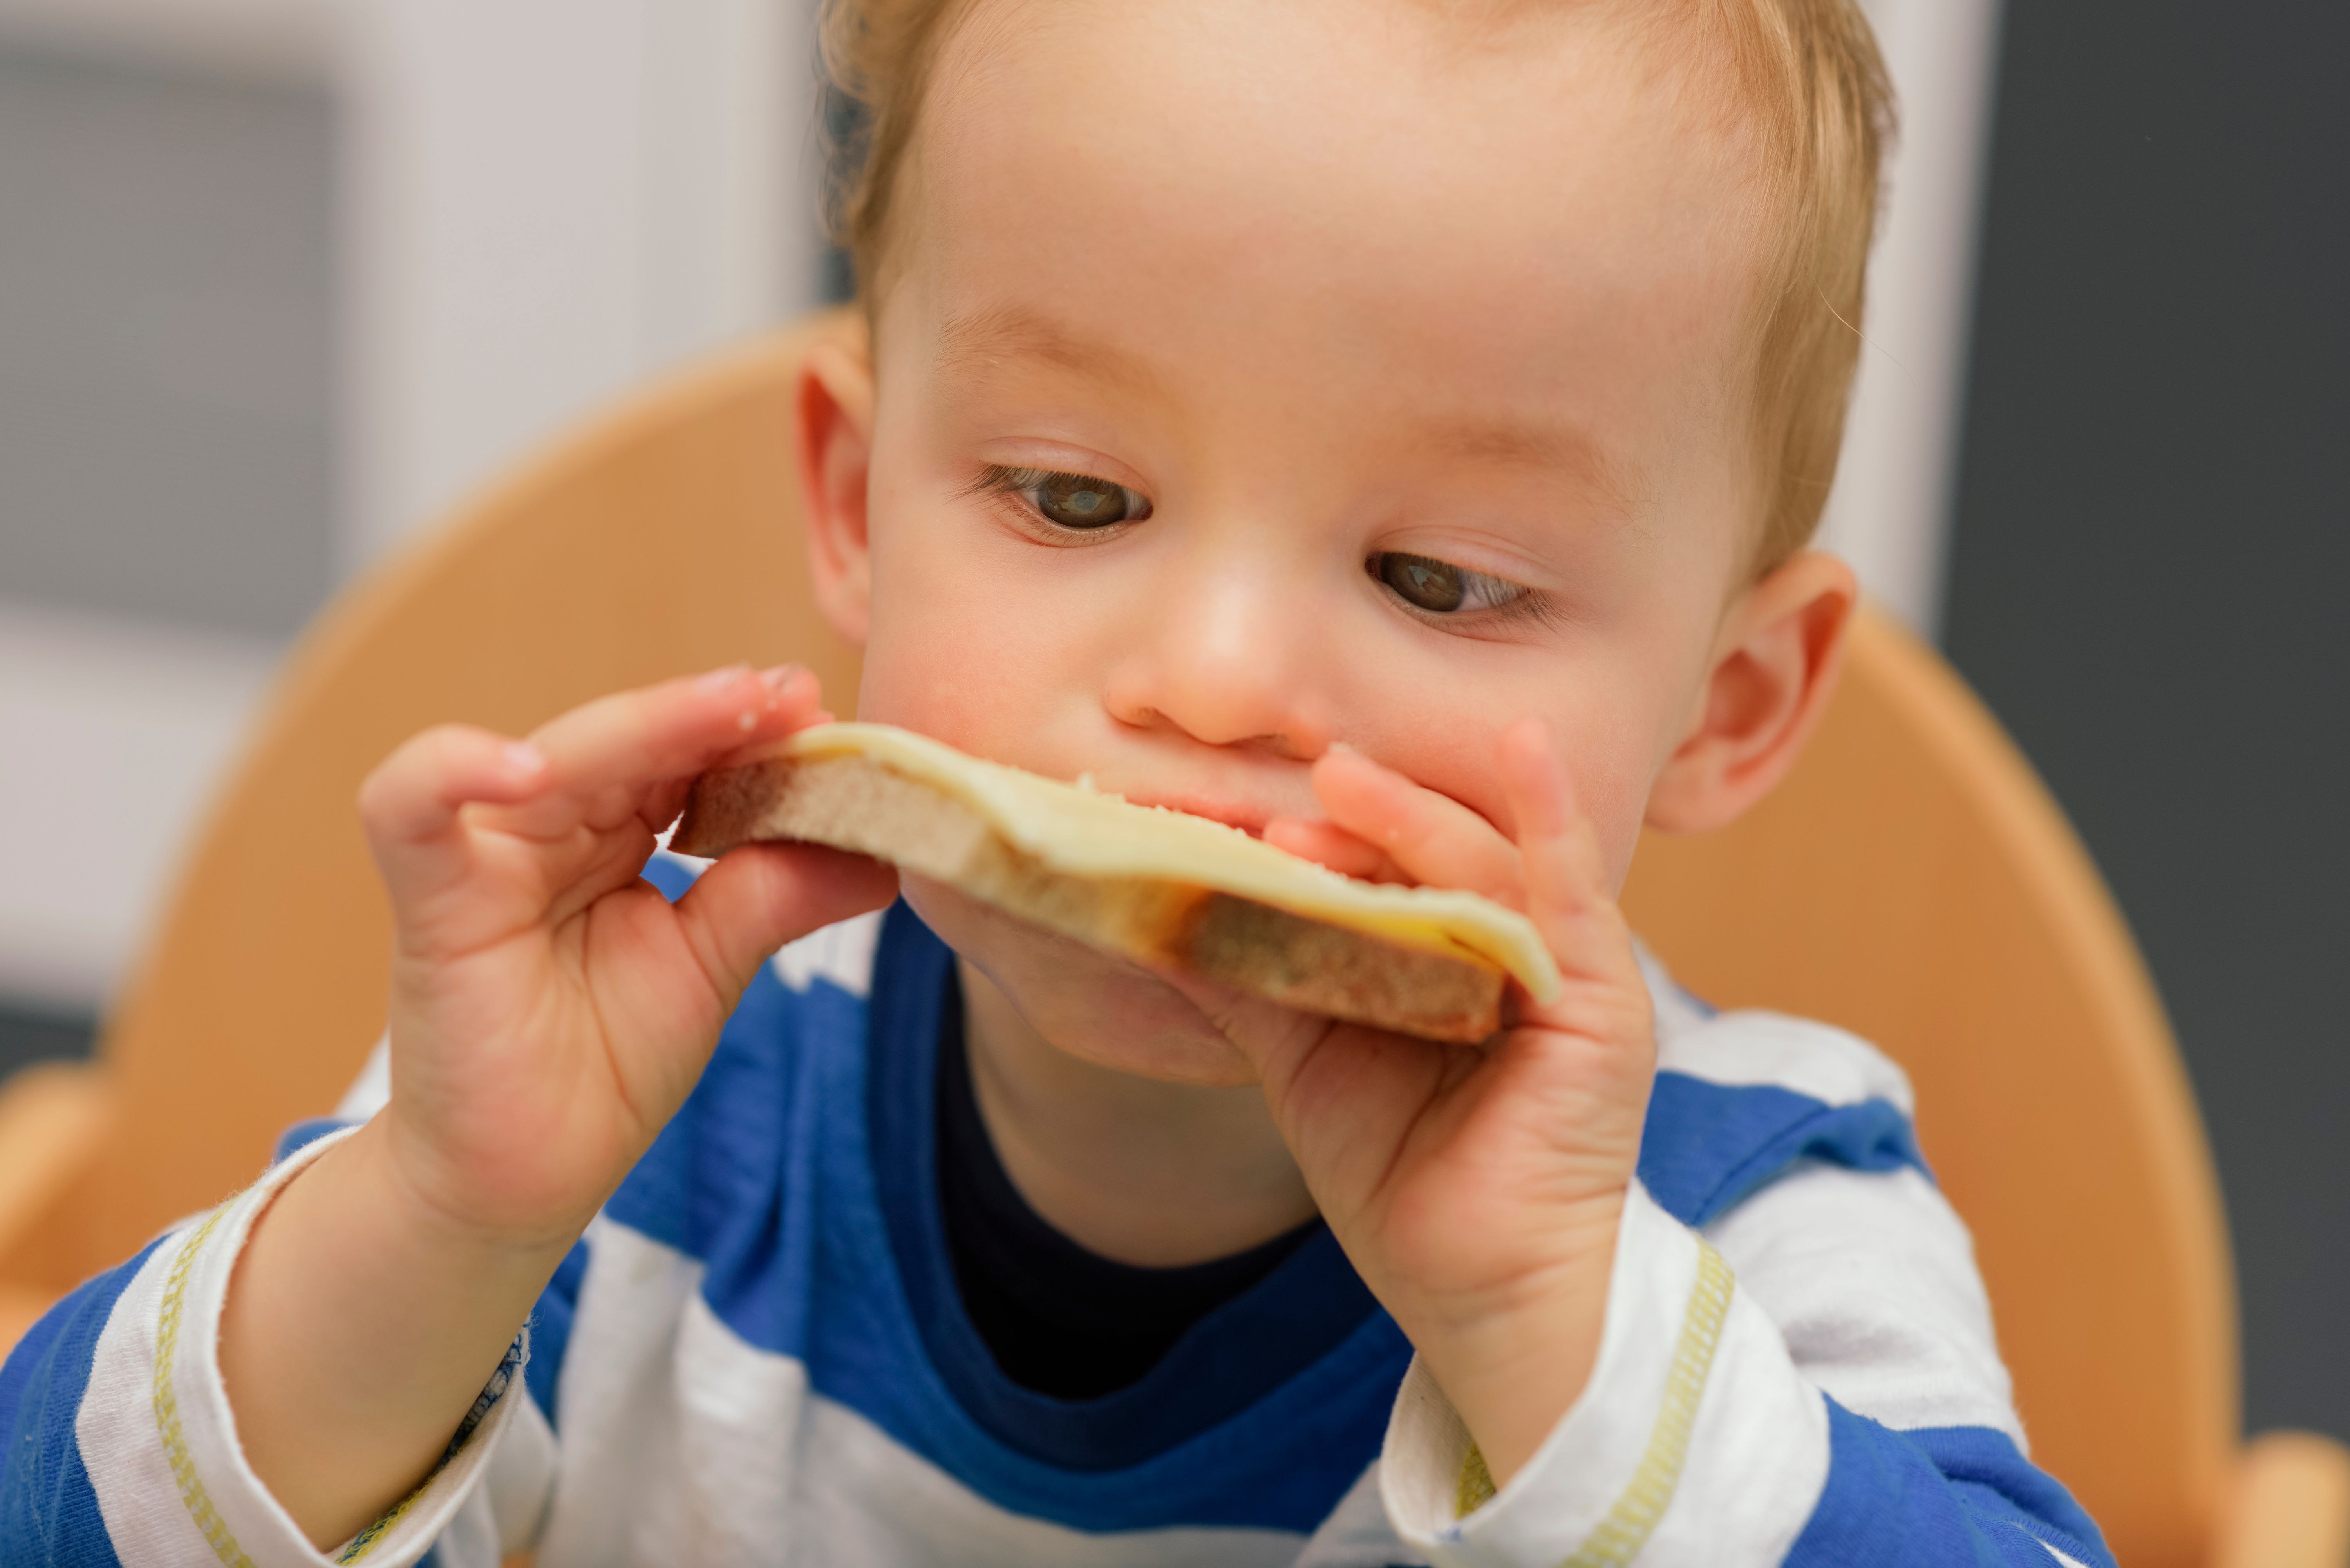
[795,326,878,650]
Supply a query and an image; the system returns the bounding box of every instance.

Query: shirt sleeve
[0,1124,559,1568]
[1377,1172,2113,1568]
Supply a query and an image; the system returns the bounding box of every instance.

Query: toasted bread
[672,723,1560,1042]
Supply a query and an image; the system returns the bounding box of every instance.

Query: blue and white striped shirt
[0,860,2111,1565]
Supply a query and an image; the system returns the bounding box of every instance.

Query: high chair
[0,309,2341,1568]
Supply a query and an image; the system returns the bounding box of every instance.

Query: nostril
[1100,631,1334,756]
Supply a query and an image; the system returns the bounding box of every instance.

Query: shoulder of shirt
[1640,941,1916,1116]
[1634,939,1929,1229]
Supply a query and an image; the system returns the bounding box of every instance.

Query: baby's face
[832,0,1782,1083]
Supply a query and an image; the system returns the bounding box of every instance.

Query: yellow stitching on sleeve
[1557,1241,1733,1565]
[336,1328,525,1563]
[1457,1441,1498,1517]
[153,1207,259,1568]
[1454,1240,1737,1568]
[149,1189,521,1567]
[336,1483,423,1563]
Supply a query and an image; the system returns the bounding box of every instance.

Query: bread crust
[674,751,1508,1042]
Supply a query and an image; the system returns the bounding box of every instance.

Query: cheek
[1559,691,1681,886]
[1574,757,1659,892]
[851,465,1089,752]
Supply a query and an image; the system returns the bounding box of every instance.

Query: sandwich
[672,723,1561,1042]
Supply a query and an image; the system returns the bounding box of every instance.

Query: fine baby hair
[817,0,1894,571]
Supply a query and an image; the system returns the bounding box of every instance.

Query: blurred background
[0,0,2342,1441]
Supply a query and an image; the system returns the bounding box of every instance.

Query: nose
[1100,540,1337,761]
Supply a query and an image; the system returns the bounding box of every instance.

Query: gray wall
[0,42,334,1063]
[0,43,335,638]
[1946,0,2350,1440]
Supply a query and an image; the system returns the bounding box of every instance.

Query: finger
[487,663,821,843]
[534,660,821,782]
[1262,818,1407,883]
[1310,744,1525,906]
[1161,964,1473,1223]
[709,707,838,771]
[640,775,698,841]
[669,841,900,1001]
[1499,719,1643,1002]
[359,724,553,906]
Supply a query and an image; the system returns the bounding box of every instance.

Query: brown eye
[1376,552,1466,612]
[1034,471,1144,529]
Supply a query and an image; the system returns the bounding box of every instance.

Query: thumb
[1155,966,1340,1103]
[669,844,900,1003]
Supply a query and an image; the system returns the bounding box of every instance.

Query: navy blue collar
[864,903,1382,1471]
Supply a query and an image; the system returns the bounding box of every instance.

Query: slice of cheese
[674,722,1563,1039]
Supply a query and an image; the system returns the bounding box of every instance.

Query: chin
[899,876,1261,1088]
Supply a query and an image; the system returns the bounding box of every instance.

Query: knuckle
[355,769,393,825]
[388,723,477,780]
[419,722,490,762]
[360,724,498,826]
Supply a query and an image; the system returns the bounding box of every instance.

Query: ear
[1645,551,1858,834]
[795,325,878,649]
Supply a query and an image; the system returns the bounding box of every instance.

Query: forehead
[897,0,1766,454]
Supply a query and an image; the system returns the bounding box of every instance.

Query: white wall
[341,0,828,567]
[0,605,277,1011]
[1823,0,2006,638]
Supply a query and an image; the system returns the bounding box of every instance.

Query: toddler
[0,0,2113,1563]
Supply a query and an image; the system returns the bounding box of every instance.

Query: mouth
[1105,789,1276,837]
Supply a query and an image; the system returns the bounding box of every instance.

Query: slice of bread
[672,723,1561,1043]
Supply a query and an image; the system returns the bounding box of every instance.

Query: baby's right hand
[359,664,897,1248]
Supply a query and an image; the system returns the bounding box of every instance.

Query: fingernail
[758,663,803,692]
[696,664,752,692]
[504,741,548,775]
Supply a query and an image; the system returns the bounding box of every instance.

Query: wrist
[1403,1190,1627,1489]
[352,1114,593,1272]
[224,1118,576,1546]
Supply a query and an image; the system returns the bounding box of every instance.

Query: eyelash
[968,464,1556,630]
[1369,552,1560,630]
[971,464,1151,538]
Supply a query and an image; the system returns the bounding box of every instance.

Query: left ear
[1645,551,1859,834]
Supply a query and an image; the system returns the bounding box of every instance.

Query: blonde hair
[819,0,1894,572]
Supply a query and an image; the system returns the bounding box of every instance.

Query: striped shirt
[0,859,2111,1566]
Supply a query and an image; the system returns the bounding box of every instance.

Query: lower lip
[1115,794,1270,836]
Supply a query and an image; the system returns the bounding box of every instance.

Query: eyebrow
[935,304,1645,515]
[1412,413,1648,518]
[934,304,1160,393]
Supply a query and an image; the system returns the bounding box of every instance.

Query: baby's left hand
[1182,721,1656,1489]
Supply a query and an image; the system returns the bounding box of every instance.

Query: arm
[1205,727,2110,1567]
[1377,1167,2110,1566]
[0,1123,564,1568]
[222,664,894,1547]
[0,664,893,1566]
